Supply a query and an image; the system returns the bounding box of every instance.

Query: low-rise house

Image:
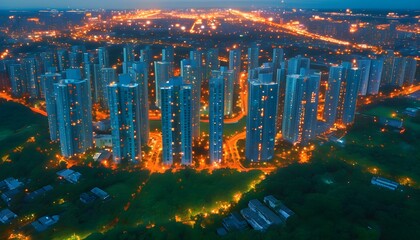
[371,176,399,191]
[248,199,283,225]
[222,212,248,231]
[403,107,419,117]
[93,150,112,162]
[263,195,295,221]
[90,187,110,201]
[1,188,21,206]
[80,192,97,204]
[57,169,82,184]
[24,185,54,202]
[378,117,403,129]
[4,178,24,190]
[0,208,17,224]
[31,215,59,232]
[240,208,269,231]
[94,134,113,148]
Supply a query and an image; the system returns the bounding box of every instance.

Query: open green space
[335,98,420,185]
[118,169,262,225]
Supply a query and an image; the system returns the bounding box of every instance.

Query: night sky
[0,0,418,10]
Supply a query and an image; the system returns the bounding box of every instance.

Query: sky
[0,0,418,10]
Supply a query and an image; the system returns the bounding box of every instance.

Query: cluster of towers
[0,44,416,166]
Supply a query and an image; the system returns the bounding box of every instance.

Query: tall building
[154,61,172,108]
[181,59,201,139]
[356,60,371,96]
[212,67,235,116]
[9,64,24,97]
[271,47,284,70]
[209,75,224,164]
[282,74,320,144]
[140,46,152,66]
[130,62,149,145]
[40,52,55,73]
[246,79,278,162]
[97,47,110,68]
[65,68,82,80]
[123,44,135,63]
[337,68,361,125]
[82,52,94,102]
[99,68,117,109]
[160,77,192,165]
[123,44,135,74]
[391,57,406,87]
[0,60,10,91]
[205,48,220,79]
[381,50,394,86]
[367,59,384,95]
[69,46,84,69]
[275,67,287,133]
[323,66,344,127]
[42,72,62,141]
[57,49,69,72]
[302,74,321,142]
[162,46,174,63]
[22,58,40,99]
[287,55,310,75]
[108,80,142,163]
[403,58,417,85]
[229,49,241,85]
[55,79,93,157]
[247,44,259,74]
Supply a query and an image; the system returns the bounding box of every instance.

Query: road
[229,9,380,51]
[0,92,47,116]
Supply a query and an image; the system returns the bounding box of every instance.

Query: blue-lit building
[212,67,235,116]
[381,50,394,86]
[162,46,174,63]
[324,66,344,127]
[22,58,40,99]
[55,79,93,157]
[122,44,135,74]
[356,60,371,96]
[229,49,241,85]
[209,75,224,164]
[108,79,142,163]
[302,74,321,142]
[287,55,310,75]
[130,62,149,145]
[404,58,417,85]
[247,44,259,75]
[160,77,192,166]
[206,48,220,79]
[337,68,361,125]
[282,74,320,144]
[367,59,384,95]
[391,57,406,87]
[97,47,109,68]
[57,49,69,72]
[275,67,287,133]
[98,68,117,109]
[154,61,172,108]
[181,57,201,140]
[271,47,284,70]
[40,52,55,73]
[42,72,62,141]
[246,79,278,162]
[9,64,24,97]
[140,46,152,66]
